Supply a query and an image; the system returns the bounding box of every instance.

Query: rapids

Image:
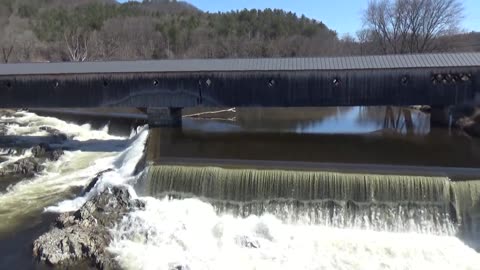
[0,110,479,270]
[108,197,480,270]
[0,111,143,233]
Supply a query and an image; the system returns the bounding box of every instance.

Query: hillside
[0,0,343,62]
[0,0,478,63]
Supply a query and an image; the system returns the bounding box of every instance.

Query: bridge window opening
[153,80,159,86]
[461,74,470,81]
[103,80,108,87]
[333,78,341,87]
[445,74,453,83]
[452,74,460,82]
[5,81,11,88]
[431,73,471,85]
[268,79,275,88]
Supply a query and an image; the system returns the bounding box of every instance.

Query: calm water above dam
[149,107,480,170]
[0,107,479,270]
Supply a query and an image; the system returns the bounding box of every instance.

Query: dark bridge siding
[0,53,479,108]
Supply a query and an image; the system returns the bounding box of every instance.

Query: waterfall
[110,164,480,270]
[452,181,480,247]
[136,165,480,235]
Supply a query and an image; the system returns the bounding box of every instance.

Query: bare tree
[0,19,15,63]
[91,17,164,60]
[14,31,38,61]
[64,27,89,62]
[1,45,13,63]
[89,30,120,60]
[362,0,464,54]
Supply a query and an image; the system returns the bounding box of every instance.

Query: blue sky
[123,0,479,36]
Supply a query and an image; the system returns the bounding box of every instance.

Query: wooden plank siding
[0,53,478,108]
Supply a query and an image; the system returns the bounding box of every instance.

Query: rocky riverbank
[0,110,67,178]
[452,106,480,137]
[410,105,480,138]
[33,185,145,269]
[0,142,65,178]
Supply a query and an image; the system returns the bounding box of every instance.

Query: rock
[0,157,44,177]
[31,143,64,161]
[0,109,17,118]
[39,126,69,141]
[171,264,191,270]
[0,144,64,177]
[235,236,260,249]
[452,106,480,137]
[133,150,147,175]
[33,186,145,269]
[460,119,480,137]
[410,105,431,113]
[82,169,114,195]
[0,126,6,136]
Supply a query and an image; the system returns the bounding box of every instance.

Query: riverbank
[0,110,149,269]
[33,185,145,269]
[453,106,480,137]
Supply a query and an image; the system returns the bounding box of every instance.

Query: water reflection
[148,107,480,169]
[184,107,430,135]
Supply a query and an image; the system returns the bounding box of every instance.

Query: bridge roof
[1,52,480,76]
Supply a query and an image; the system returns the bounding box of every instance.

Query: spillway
[140,165,480,242]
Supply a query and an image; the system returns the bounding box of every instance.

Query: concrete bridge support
[147,107,182,127]
[430,106,451,128]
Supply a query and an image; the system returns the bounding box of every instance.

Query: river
[0,107,479,270]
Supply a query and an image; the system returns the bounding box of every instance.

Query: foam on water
[0,111,147,232]
[109,197,480,270]
[2,111,480,269]
[1,111,118,141]
[46,126,148,212]
[0,147,33,169]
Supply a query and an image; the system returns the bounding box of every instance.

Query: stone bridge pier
[146,107,183,127]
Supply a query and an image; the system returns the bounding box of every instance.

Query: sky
[123,0,479,36]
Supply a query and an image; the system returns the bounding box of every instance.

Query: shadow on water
[184,106,431,135]
[0,135,131,153]
[0,211,94,270]
[0,212,61,270]
[148,107,480,168]
[31,109,146,137]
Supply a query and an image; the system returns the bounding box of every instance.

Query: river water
[0,107,480,270]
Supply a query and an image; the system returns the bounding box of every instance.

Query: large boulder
[0,144,65,177]
[0,157,44,177]
[38,126,69,142]
[31,143,64,161]
[453,106,480,137]
[33,186,145,269]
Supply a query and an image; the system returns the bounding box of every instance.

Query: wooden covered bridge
[0,52,479,126]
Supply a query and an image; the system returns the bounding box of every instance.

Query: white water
[1,111,480,269]
[45,126,148,213]
[0,111,145,232]
[108,197,480,270]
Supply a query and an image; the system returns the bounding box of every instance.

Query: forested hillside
[0,0,478,63]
